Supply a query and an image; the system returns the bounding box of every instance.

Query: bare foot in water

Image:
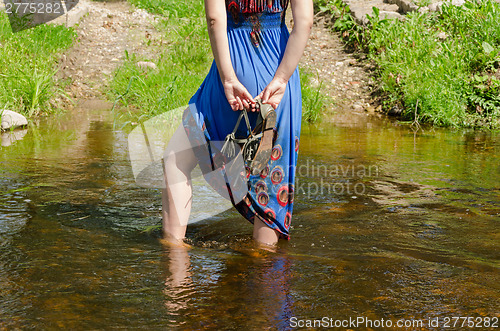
[159,234,193,249]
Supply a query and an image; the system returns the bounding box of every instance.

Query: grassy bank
[109,0,211,117]
[0,14,76,118]
[320,0,500,128]
[110,0,325,123]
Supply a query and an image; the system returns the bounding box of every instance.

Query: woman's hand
[223,78,255,111]
[257,77,288,110]
[205,0,255,111]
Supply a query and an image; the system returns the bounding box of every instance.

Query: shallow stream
[1,102,498,329]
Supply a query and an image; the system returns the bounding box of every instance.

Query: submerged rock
[1,110,28,131]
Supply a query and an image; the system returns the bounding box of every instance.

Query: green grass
[126,0,202,17]
[319,0,500,128]
[109,0,211,118]
[0,13,76,117]
[110,0,326,123]
[301,71,330,123]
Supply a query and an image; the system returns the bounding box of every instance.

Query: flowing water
[0,101,499,329]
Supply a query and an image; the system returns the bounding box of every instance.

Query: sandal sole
[249,108,276,175]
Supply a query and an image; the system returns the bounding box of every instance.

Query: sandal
[221,99,276,176]
[245,100,276,175]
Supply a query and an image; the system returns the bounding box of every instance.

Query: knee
[163,150,182,175]
[163,149,195,177]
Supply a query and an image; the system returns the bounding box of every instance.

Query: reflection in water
[161,240,295,329]
[163,244,295,329]
[0,102,499,328]
[162,245,193,326]
[1,129,28,147]
[250,254,295,329]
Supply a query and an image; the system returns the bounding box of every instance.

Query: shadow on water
[0,101,499,328]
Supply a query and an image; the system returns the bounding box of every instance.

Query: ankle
[162,228,185,241]
[253,237,278,251]
[160,232,190,248]
[252,217,279,246]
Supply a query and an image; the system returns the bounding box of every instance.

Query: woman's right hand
[223,78,255,111]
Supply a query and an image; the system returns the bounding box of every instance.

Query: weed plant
[0,14,76,117]
[301,72,329,123]
[319,0,500,128]
[111,0,327,122]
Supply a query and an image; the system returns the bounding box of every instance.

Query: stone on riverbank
[344,0,403,25]
[343,0,469,25]
[1,110,28,131]
[137,61,158,70]
[48,0,90,28]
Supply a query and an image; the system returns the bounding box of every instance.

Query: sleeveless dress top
[182,0,301,239]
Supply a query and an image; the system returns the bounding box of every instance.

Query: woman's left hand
[257,77,288,110]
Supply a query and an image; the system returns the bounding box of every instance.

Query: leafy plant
[323,0,364,48]
[323,0,500,128]
[467,74,500,115]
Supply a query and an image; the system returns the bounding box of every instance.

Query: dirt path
[299,15,381,125]
[61,1,378,124]
[58,0,161,101]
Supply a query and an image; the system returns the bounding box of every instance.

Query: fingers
[262,88,271,104]
[235,96,244,110]
[229,98,241,111]
[227,80,269,112]
[242,98,250,109]
[230,100,238,111]
[242,89,255,103]
[253,92,263,112]
[233,90,256,111]
[230,97,255,111]
[241,89,256,111]
[256,79,287,110]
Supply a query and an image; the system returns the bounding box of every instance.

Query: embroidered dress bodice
[225,0,290,46]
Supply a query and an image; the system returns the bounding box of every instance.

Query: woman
[161,0,313,246]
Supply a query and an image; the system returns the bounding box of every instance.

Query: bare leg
[163,120,280,246]
[253,216,280,246]
[162,122,197,242]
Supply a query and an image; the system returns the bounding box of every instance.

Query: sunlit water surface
[0,102,498,329]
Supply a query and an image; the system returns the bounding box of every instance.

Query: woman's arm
[205,0,255,110]
[258,0,314,109]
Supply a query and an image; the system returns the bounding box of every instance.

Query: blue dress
[183,0,301,239]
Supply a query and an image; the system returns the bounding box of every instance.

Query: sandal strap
[221,100,272,158]
[229,108,253,136]
[230,100,273,137]
[232,132,263,144]
[221,109,254,157]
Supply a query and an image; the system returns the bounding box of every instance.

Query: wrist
[273,74,289,85]
[221,72,238,84]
